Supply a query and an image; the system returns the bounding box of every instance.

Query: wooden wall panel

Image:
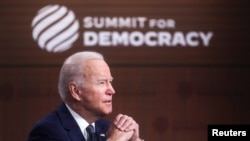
[0,0,249,65]
[2,66,249,140]
[109,67,250,140]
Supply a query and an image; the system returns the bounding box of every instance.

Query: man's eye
[98,81,105,85]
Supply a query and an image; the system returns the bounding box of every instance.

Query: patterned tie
[86,124,97,141]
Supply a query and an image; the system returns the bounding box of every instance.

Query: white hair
[58,51,104,100]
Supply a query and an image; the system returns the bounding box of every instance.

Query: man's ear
[69,82,81,101]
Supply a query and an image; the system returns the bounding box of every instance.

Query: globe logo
[31,5,79,53]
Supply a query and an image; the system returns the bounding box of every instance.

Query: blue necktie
[86,125,97,141]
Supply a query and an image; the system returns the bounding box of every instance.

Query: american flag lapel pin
[100,133,105,137]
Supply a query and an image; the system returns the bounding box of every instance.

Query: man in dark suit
[27,51,142,141]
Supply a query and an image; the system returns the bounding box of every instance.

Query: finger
[113,113,124,125]
[129,123,140,140]
[120,117,134,131]
[126,120,139,132]
[115,115,129,129]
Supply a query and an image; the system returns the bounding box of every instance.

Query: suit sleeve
[27,123,70,141]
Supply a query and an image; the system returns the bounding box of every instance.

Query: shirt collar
[65,103,95,139]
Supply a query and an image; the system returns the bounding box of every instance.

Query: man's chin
[104,109,112,115]
[98,109,112,117]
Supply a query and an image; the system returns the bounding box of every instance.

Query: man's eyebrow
[97,77,114,81]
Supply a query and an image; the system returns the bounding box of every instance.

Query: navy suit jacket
[27,103,110,141]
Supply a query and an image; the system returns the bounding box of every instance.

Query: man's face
[78,59,115,117]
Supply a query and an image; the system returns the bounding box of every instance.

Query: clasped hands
[107,114,141,141]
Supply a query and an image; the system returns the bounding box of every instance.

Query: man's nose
[107,84,115,95]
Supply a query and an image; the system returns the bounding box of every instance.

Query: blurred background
[0,0,250,140]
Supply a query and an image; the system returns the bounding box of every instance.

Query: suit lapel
[56,103,111,141]
[56,103,85,141]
